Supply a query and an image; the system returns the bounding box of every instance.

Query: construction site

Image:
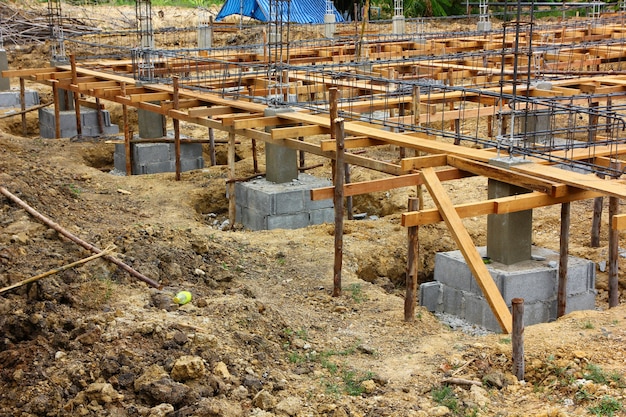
[1,0,626,416]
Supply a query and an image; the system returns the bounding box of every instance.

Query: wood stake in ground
[0,245,116,294]
[0,186,161,289]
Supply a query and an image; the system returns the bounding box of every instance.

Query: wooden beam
[400,154,449,171]
[446,155,567,197]
[188,106,235,117]
[311,167,471,201]
[420,167,512,334]
[128,92,172,103]
[232,116,283,130]
[320,136,386,151]
[271,125,327,139]
[403,188,601,227]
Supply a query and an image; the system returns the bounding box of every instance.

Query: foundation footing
[113,141,204,175]
[235,173,334,230]
[0,90,39,109]
[420,246,596,332]
[39,107,119,138]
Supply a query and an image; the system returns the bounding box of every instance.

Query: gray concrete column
[138,107,165,138]
[324,14,336,38]
[264,107,298,184]
[392,15,406,35]
[198,26,212,49]
[487,158,533,265]
[0,49,10,91]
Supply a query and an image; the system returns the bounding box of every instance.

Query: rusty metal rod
[0,186,161,289]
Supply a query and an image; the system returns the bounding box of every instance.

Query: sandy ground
[0,3,625,417]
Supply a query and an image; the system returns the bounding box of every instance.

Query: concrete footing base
[113,142,204,175]
[420,247,596,332]
[235,173,334,230]
[39,107,119,138]
[0,90,39,109]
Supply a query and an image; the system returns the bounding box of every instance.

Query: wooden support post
[208,126,216,166]
[405,197,419,321]
[591,196,603,247]
[19,78,26,136]
[608,196,619,308]
[512,298,525,381]
[252,138,259,173]
[52,80,61,139]
[588,101,598,143]
[228,131,236,228]
[173,76,181,181]
[421,167,512,333]
[298,135,305,169]
[557,202,570,318]
[345,163,353,220]
[333,116,346,298]
[329,87,338,183]
[454,119,461,145]
[121,83,132,176]
[70,55,82,137]
[95,97,104,134]
[412,86,420,127]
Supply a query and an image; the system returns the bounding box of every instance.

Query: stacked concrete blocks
[113,142,204,175]
[0,90,39,108]
[39,107,119,138]
[420,246,596,332]
[235,173,334,230]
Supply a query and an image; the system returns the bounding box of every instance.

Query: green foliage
[348,283,366,303]
[431,385,458,413]
[588,396,623,417]
[342,369,374,396]
[582,320,595,329]
[584,364,611,384]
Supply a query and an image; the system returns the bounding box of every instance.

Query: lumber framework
[4,12,626,333]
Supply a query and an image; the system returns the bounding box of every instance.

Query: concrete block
[138,108,164,139]
[0,49,9,91]
[419,281,442,312]
[180,143,203,158]
[433,251,474,292]
[246,186,274,214]
[500,268,556,304]
[309,208,334,225]
[266,212,310,230]
[564,291,596,314]
[139,161,175,175]
[135,143,171,163]
[565,257,596,294]
[238,206,268,231]
[236,174,338,230]
[274,189,305,215]
[432,246,597,332]
[442,287,466,317]
[523,301,553,326]
[39,107,118,138]
[235,183,248,209]
[0,90,39,108]
[181,157,204,172]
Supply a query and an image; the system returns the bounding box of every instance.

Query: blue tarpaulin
[215,0,344,24]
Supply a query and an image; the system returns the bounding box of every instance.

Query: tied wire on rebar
[267,0,292,107]
[42,1,626,178]
[47,0,66,62]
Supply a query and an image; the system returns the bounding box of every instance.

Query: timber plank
[421,167,512,334]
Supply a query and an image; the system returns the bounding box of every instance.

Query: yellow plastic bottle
[173,291,192,305]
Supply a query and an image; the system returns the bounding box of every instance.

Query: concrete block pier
[113,142,204,175]
[420,247,596,332]
[235,173,334,230]
[39,107,119,138]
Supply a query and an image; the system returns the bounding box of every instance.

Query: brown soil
[1,4,625,417]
